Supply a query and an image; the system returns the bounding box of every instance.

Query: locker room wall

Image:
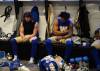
[50,2,100,37]
[0,2,17,34]
[23,2,45,15]
[19,2,100,37]
[0,1,99,37]
[22,2,47,41]
[87,4,100,37]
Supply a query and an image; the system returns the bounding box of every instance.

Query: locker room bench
[0,39,98,68]
[0,39,93,59]
[16,40,92,60]
[12,40,96,68]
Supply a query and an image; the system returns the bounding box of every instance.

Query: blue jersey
[39,55,58,71]
[57,17,72,32]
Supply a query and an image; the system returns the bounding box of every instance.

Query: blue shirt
[57,17,72,32]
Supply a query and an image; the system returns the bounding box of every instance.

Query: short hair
[59,12,70,20]
[95,28,100,35]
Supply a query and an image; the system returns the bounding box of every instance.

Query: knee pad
[10,38,16,43]
[66,40,73,48]
[32,39,38,44]
[45,39,52,44]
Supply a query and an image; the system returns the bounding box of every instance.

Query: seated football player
[91,28,100,70]
[91,28,100,49]
[10,12,39,64]
[45,12,73,61]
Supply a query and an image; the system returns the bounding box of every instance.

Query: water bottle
[83,56,88,63]
[70,58,75,64]
[75,57,82,63]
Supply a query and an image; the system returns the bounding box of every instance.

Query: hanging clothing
[31,6,39,23]
[0,6,12,22]
[78,0,90,38]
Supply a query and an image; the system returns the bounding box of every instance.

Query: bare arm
[53,19,68,36]
[62,23,73,39]
[19,22,24,37]
[30,22,39,38]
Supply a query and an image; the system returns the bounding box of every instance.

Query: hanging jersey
[31,6,39,22]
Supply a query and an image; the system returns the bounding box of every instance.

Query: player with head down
[45,12,73,61]
[10,12,39,64]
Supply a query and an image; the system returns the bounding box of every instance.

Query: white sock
[29,57,34,63]
[13,55,17,61]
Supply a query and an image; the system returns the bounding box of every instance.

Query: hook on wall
[65,5,67,12]
[99,5,100,11]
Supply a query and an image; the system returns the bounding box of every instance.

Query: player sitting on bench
[91,28,100,70]
[10,12,39,64]
[45,12,73,61]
